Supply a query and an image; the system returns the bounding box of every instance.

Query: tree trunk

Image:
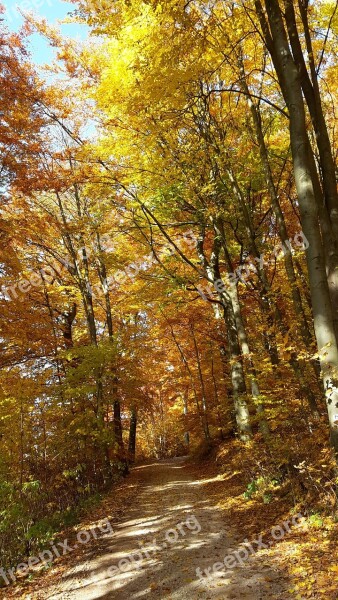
[237,54,311,347]
[128,406,137,463]
[214,217,270,434]
[285,0,338,238]
[196,227,253,440]
[260,0,338,455]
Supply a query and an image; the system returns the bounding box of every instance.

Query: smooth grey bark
[225,165,281,366]
[306,142,338,343]
[255,0,338,346]
[225,163,316,414]
[285,0,338,237]
[228,282,271,435]
[197,227,252,440]
[237,53,311,348]
[284,0,338,342]
[219,342,238,434]
[213,217,270,435]
[232,68,320,409]
[214,7,319,414]
[258,0,338,454]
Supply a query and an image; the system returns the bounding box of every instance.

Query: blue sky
[3,0,89,64]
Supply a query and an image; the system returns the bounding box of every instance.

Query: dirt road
[24,457,292,600]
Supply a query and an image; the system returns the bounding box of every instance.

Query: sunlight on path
[44,458,291,600]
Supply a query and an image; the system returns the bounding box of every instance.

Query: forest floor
[1,453,337,600]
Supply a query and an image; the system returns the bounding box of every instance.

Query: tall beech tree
[253,0,338,453]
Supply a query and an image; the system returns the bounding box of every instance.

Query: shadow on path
[44,458,292,600]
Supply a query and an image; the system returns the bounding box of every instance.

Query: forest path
[9,458,294,600]
[21,458,292,599]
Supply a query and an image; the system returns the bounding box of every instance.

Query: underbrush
[215,411,337,513]
[0,462,126,577]
[212,419,338,599]
[182,418,338,599]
